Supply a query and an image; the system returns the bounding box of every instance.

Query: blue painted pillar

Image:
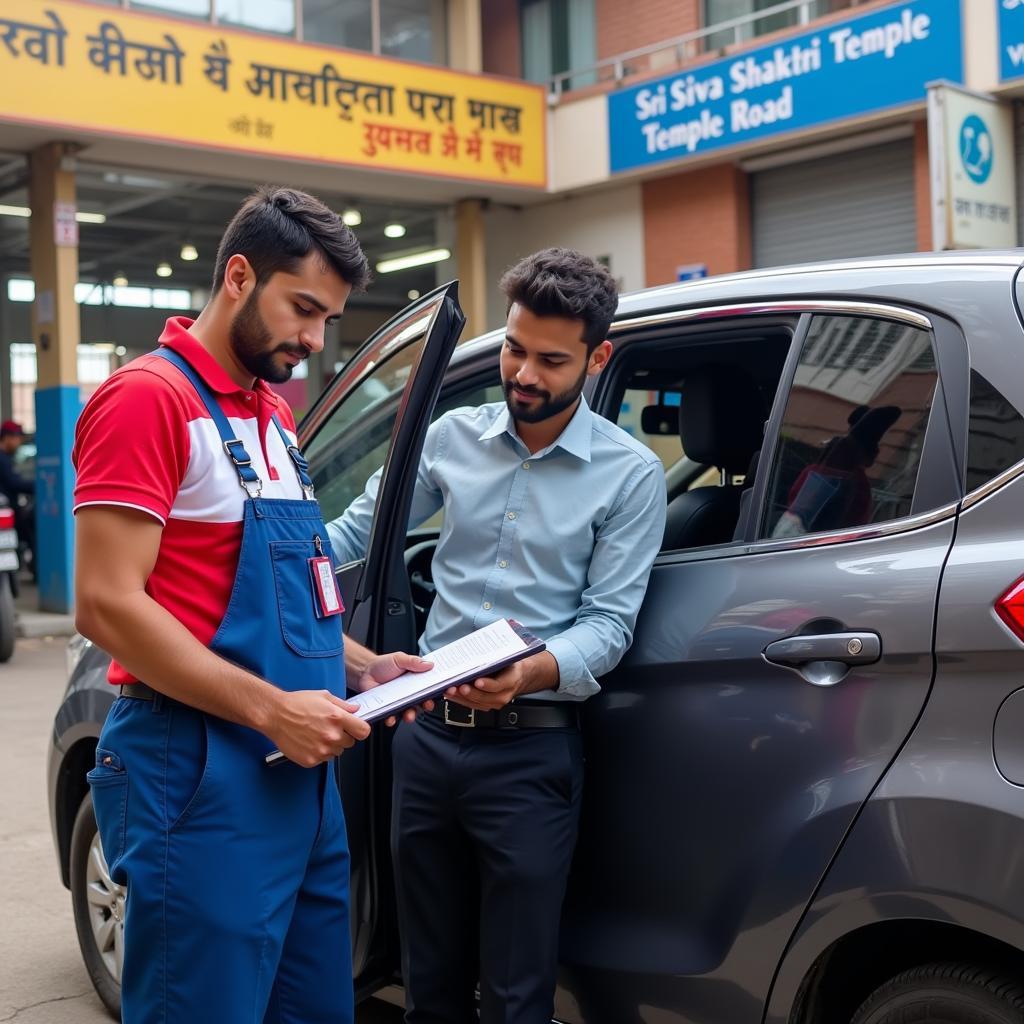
[35,387,80,612]
[29,143,80,614]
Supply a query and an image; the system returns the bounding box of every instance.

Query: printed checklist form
[265,619,544,765]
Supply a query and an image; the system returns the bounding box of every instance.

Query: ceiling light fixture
[0,204,105,224]
[180,243,198,261]
[112,272,128,287]
[342,208,362,227]
[156,262,173,278]
[384,223,406,239]
[376,248,451,274]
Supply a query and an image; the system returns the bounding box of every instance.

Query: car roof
[453,250,1024,364]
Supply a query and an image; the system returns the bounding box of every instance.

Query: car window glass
[619,388,684,471]
[307,329,427,524]
[965,369,1024,493]
[762,315,938,539]
[304,300,486,525]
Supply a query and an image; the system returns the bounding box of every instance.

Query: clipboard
[265,619,545,766]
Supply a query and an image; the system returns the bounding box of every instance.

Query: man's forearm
[77,589,287,732]
[344,635,376,690]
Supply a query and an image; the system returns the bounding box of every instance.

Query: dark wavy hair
[499,247,619,353]
[212,186,370,294]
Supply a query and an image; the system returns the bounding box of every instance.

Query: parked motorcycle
[0,496,19,661]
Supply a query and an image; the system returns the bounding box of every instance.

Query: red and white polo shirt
[72,317,303,685]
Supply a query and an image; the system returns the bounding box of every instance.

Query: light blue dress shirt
[327,397,667,700]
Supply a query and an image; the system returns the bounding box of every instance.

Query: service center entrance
[0,158,451,419]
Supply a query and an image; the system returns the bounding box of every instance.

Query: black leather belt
[119,682,158,700]
[427,699,579,730]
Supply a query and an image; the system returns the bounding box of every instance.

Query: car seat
[662,364,766,550]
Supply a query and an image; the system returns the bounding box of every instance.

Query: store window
[381,0,447,64]
[521,0,595,89]
[215,0,296,35]
[303,0,447,63]
[304,0,374,52]
[704,0,839,50]
[131,0,211,18]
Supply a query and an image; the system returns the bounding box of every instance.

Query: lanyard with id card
[309,535,344,618]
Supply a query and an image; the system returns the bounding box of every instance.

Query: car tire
[851,963,1024,1023]
[70,792,123,1021]
[0,574,15,663]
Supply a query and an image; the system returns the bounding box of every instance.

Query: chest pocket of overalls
[271,540,346,657]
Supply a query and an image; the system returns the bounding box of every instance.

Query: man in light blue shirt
[328,248,665,1024]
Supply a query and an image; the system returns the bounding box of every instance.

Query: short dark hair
[212,186,370,295]
[499,247,618,352]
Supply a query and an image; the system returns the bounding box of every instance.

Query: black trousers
[391,712,584,1024]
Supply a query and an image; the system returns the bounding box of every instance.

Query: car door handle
[763,632,881,687]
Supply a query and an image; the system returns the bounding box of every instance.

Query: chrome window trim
[741,501,960,555]
[962,457,1024,510]
[655,501,960,565]
[608,300,932,335]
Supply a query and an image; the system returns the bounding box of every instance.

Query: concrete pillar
[455,198,487,341]
[448,0,482,73]
[29,142,80,613]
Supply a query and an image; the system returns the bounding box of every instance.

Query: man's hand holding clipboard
[265,619,547,766]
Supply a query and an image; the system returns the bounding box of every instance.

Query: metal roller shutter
[752,139,917,268]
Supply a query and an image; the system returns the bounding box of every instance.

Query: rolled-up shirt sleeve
[327,416,447,565]
[545,458,666,697]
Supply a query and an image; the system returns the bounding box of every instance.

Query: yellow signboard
[0,1,547,189]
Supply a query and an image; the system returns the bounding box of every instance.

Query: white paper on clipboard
[349,618,541,720]
[265,619,544,765]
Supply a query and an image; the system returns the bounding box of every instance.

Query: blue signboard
[999,0,1024,81]
[608,0,963,174]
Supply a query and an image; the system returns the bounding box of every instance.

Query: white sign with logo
[928,82,1017,249]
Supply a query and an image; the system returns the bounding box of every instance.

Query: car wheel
[852,963,1024,1023]
[70,792,123,1020]
[0,574,15,663]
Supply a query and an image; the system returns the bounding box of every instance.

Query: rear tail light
[0,509,15,530]
[996,577,1024,643]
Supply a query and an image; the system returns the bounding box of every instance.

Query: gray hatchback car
[50,252,1024,1023]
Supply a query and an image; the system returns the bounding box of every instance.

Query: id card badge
[309,556,344,618]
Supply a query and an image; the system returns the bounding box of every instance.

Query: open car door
[297,282,465,996]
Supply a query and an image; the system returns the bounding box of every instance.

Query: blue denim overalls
[87,347,354,1023]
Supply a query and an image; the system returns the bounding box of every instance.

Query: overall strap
[152,347,263,497]
[271,416,315,498]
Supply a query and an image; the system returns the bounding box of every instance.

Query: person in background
[0,420,34,576]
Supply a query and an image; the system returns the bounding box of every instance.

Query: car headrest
[641,404,679,437]
[679,365,767,474]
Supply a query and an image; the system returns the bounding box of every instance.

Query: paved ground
[0,634,403,1023]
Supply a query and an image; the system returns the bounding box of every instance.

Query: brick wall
[913,120,932,252]
[596,0,700,63]
[642,164,751,286]
[481,0,522,79]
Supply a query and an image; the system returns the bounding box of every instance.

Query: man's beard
[502,362,588,424]
[229,291,306,384]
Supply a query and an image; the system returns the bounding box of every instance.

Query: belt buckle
[443,701,475,728]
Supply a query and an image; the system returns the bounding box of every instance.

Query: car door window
[762,314,938,539]
[302,306,488,525]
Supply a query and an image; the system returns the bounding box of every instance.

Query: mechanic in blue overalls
[72,187,428,1023]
